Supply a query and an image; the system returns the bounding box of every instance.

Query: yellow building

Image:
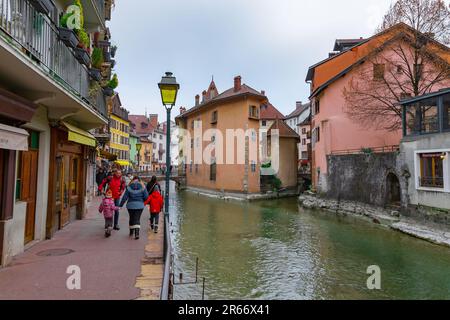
[108,95,131,170]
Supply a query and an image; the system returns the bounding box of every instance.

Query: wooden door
[60,154,71,228]
[21,150,39,244]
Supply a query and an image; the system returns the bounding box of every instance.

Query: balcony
[0,0,107,129]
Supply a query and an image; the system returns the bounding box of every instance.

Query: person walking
[96,168,107,196]
[146,176,161,194]
[119,176,149,240]
[144,187,164,233]
[98,169,126,231]
[98,189,120,238]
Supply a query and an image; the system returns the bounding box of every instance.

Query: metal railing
[420,176,444,189]
[161,214,173,300]
[330,145,400,156]
[0,0,106,118]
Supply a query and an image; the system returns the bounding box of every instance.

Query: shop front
[46,122,97,238]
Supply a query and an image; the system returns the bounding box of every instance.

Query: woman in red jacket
[98,169,126,230]
[144,189,164,234]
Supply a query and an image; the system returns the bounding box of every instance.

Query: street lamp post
[158,72,180,217]
[136,142,143,172]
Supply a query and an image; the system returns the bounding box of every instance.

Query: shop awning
[62,122,97,147]
[0,123,29,151]
[99,149,118,161]
[115,160,130,167]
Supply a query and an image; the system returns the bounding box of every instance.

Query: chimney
[296,101,303,110]
[149,114,158,129]
[202,90,207,103]
[234,76,242,92]
[195,95,200,106]
[180,106,186,114]
[261,90,266,96]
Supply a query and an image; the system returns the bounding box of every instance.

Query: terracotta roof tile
[260,103,285,120]
[268,118,300,139]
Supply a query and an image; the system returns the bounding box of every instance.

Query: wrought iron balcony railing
[420,176,444,189]
[0,0,106,118]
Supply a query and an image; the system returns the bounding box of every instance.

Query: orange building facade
[176,76,300,194]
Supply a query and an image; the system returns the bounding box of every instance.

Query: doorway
[56,153,82,228]
[18,131,39,244]
[386,173,401,205]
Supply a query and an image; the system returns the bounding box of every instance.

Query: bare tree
[343,0,450,132]
[379,0,450,44]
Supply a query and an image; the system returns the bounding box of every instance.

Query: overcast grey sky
[108,0,395,121]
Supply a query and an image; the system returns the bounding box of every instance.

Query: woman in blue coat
[119,176,149,240]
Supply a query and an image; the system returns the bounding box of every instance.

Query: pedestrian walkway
[0,197,162,300]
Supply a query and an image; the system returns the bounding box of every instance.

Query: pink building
[306,23,450,193]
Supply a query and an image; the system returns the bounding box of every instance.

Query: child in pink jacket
[99,190,119,238]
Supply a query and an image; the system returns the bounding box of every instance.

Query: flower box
[74,47,90,67]
[58,27,79,49]
[89,68,102,81]
[103,87,114,97]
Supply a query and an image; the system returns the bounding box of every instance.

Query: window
[191,121,195,130]
[314,99,320,115]
[302,151,309,159]
[445,94,450,130]
[251,161,256,173]
[191,139,194,149]
[71,158,79,196]
[313,127,320,144]
[302,139,307,145]
[211,111,218,124]
[249,105,259,119]
[262,120,267,127]
[414,64,423,79]
[210,161,217,181]
[419,153,445,189]
[373,63,385,80]
[160,135,163,140]
[302,128,306,134]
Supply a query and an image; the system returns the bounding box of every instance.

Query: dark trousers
[114,199,121,227]
[150,213,160,228]
[128,209,143,230]
[104,218,113,230]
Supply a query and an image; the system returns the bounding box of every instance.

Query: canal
[167,187,450,300]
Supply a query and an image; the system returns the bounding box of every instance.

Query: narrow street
[0,197,156,300]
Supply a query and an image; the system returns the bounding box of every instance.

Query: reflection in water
[168,186,450,300]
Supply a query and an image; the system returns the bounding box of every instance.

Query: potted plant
[89,47,104,81]
[74,28,90,66]
[30,0,55,16]
[103,74,118,96]
[58,12,79,49]
[111,45,118,58]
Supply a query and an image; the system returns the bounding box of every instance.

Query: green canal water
[169,189,450,300]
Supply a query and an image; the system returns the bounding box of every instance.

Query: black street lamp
[136,142,143,172]
[158,72,180,216]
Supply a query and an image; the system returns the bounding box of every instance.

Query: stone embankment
[299,194,450,248]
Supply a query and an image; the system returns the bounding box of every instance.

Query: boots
[154,225,159,234]
[129,228,134,237]
[135,228,140,240]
